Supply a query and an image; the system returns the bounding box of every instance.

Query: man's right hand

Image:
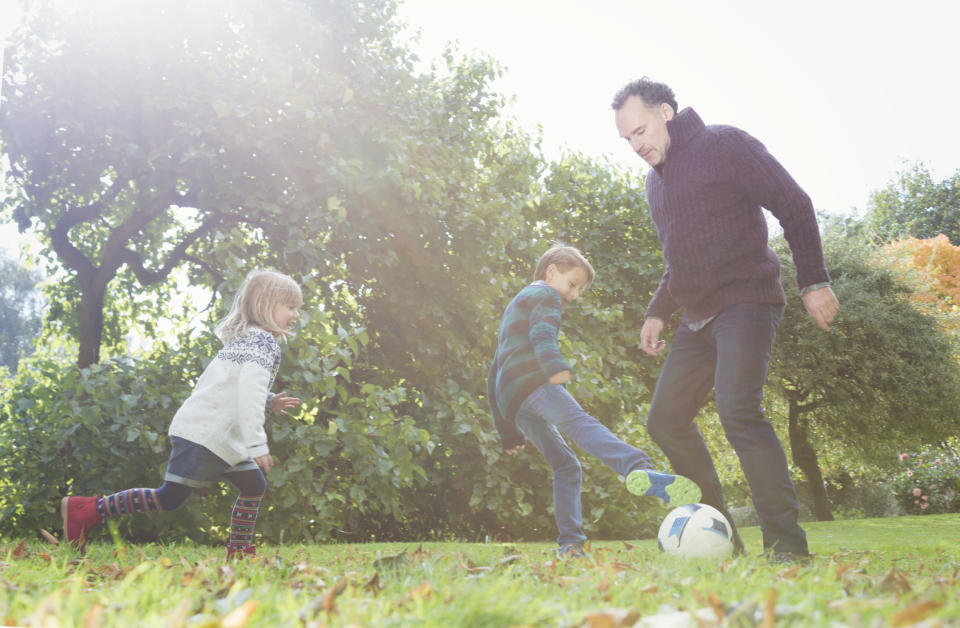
[640,317,667,355]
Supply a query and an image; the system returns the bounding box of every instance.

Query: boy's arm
[487,359,525,449]
[528,291,573,380]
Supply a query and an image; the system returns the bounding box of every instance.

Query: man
[612,77,839,560]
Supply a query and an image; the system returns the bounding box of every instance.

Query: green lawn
[2,514,958,627]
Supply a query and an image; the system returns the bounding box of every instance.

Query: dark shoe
[558,543,586,559]
[226,545,257,560]
[769,551,811,565]
[61,495,102,553]
[625,469,701,506]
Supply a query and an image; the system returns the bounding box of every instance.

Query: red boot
[61,495,102,553]
[226,545,256,561]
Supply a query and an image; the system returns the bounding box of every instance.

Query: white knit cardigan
[168,327,281,466]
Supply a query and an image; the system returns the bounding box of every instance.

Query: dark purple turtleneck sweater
[644,108,830,324]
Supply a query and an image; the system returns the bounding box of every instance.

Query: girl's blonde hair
[215,269,303,343]
[534,243,595,288]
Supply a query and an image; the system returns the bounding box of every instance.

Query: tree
[879,234,960,330]
[0,254,44,372]
[866,164,960,245]
[768,230,960,520]
[0,0,408,367]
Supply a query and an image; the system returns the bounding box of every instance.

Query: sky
[2,0,960,255]
[396,0,960,217]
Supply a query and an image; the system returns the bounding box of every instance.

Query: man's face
[615,95,675,167]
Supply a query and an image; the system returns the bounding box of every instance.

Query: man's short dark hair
[611,77,678,113]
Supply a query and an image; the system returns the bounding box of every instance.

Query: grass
[1,515,959,627]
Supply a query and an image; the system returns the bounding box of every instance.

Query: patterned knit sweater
[644,107,830,324]
[487,282,572,449]
[168,327,281,466]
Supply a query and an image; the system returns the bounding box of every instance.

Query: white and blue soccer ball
[657,503,734,558]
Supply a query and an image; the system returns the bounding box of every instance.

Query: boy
[487,243,700,556]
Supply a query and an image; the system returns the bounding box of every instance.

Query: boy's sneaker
[625,469,701,506]
[557,543,586,559]
[61,495,102,553]
[226,545,257,560]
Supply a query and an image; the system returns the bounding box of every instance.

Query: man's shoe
[557,543,586,559]
[61,495,102,553]
[770,551,811,565]
[625,469,701,506]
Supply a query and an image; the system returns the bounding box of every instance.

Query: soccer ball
[657,503,734,558]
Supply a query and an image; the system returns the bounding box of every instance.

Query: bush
[889,446,960,514]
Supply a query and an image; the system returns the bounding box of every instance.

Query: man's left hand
[802,286,840,331]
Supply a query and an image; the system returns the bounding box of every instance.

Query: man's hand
[506,443,524,455]
[548,370,573,385]
[255,454,274,473]
[801,286,840,331]
[640,317,667,355]
[271,391,300,414]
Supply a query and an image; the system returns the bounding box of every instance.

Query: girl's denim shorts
[163,436,259,488]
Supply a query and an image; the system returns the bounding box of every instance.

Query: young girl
[61,269,302,558]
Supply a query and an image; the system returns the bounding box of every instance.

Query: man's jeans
[515,384,653,547]
[646,302,808,555]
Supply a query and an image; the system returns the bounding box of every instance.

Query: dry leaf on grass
[890,600,943,627]
[221,599,258,628]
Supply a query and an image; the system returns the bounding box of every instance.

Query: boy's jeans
[515,384,653,547]
[646,302,808,555]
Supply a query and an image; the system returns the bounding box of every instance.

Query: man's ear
[661,102,675,121]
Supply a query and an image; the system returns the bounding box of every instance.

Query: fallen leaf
[779,565,801,579]
[83,603,104,628]
[890,600,942,627]
[221,599,258,628]
[760,588,778,628]
[707,593,726,620]
[364,572,381,594]
[622,541,634,550]
[11,540,28,558]
[407,581,431,601]
[322,579,348,613]
[39,529,60,545]
[878,566,912,595]
[410,543,424,566]
[583,607,640,628]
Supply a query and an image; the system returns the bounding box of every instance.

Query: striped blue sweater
[487,282,572,448]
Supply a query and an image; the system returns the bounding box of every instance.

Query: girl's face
[272,301,300,331]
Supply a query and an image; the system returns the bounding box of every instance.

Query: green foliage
[0,255,44,373]
[770,230,960,464]
[866,164,960,245]
[889,446,960,515]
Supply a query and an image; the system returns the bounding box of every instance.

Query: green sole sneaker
[625,469,701,506]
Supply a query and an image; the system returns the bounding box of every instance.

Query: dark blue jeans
[516,384,654,547]
[646,302,807,555]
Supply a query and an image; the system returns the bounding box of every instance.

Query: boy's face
[545,265,590,304]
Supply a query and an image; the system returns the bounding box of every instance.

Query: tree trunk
[76,278,107,368]
[787,400,834,521]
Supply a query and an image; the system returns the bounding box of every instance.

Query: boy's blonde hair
[534,243,595,288]
[215,269,302,343]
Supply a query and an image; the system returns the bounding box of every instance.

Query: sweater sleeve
[645,266,681,321]
[528,290,573,378]
[722,129,830,289]
[237,361,272,459]
[234,331,281,459]
[487,358,525,449]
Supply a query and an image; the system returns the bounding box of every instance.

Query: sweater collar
[658,107,704,171]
